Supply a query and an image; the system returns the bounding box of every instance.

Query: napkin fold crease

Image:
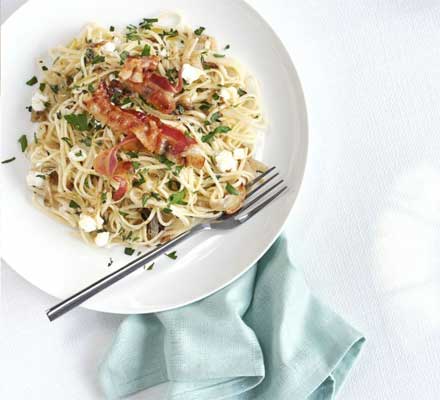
[100,237,365,400]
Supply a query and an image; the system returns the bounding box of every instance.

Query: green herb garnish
[64,113,88,131]
[18,135,28,152]
[173,165,183,176]
[126,151,139,159]
[101,192,107,204]
[176,104,184,115]
[133,171,146,187]
[109,25,115,32]
[151,192,161,201]
[145,263,154,270]
[226,183,239,195]
[199,101,211,112]
[39,83,46,92]
[213,53,225,58]
[69,200,81,209]
[119,211,129,217]
[141,44,151,56]
[210,111,222,122]
[169,190,187,205]
[119,51,129,65]
[142,193,149,207]
[1,157,16,164]
[163,207,172,214]
[237,88,247,97]
[158,155,174,169]
[194,26,205,36]
[50,84,59,94]
[166,251,177,260]
[26,76,38,86]
[61,137,73,147]
[139,18,158,30]
[224,44,230,50]
[124,247,135,256]
[131,161,141,170]
[213,125,231,134]
[92,55,105,64]
[212,93,220,101]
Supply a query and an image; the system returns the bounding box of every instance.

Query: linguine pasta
[26,15,265,250]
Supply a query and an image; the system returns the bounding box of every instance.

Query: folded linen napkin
[100,236,365,399]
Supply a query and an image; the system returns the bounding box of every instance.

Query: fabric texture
[100,236,365,399]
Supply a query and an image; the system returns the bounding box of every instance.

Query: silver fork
[46,167,287,321]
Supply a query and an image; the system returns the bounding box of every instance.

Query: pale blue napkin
[100,236,365,399]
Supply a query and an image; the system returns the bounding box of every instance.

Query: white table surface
[2,1,440,399]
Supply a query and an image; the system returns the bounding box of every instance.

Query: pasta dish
[25,15,265,250]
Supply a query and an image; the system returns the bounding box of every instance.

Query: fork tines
[240,166,288,215]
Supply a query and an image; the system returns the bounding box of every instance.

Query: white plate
[1,0,308,314]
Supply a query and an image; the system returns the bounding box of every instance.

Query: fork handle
[46,224,205,321]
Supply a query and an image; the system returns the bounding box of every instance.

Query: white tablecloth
[2,1,440,399]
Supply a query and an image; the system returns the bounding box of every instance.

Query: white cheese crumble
[31,92,49,112]
[95,214,104,229]
[233,148,247,160]
[181,64,204,84]
[102,41,116,54]
[215,150,237,172]
[78,214,97,232]
[68,146,87,162]
[95,231,110,247]
[220,87,239,104]
[26,171,45,188]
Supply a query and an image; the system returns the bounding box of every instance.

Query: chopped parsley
[69,200,81,209]
[213,125,232,134]
[210,111,222,122]
[18,135,28,152]
[42,65,48,71]
[194,26,205,36]
[226,183,239,195]
[169,190,187,205]
[126,151,139,159]
[87,83,95,93]
[61,137,73,147]
[131,161,141,170]
[213,53,225,58]
[36,174,46,179]
[145,263,155,270]
[139,18,158,30]
[74,150,83,157]
[238,88,247,96]
[142,193,149,207]
[158,154,174,169]
[166,251,177,260]
[91,54,105,64]
[163,207,172,214]
[126,24,140,41]
[141,44,151,56]
[124,247,135,256]
[64,113,88,131]
[34,132,38,143]
[160,28,178,38]
[165,68,178,84]
[26,76,38,86]
[173,165,184,176]
[26,106,32,112]
[224,44,230,50]
[151,192,161,201]
[119,211,129,217]
[107,257,114,267]
[109,26,115,32]
[119,50,129,65]
[201,126,231,143]
[39,83,46,92]
[50,84,59,94]
[133,171,146,186]
[101,192,107,204]
[199,101,211,112]
[1,157,16,164]
[212,93,220,101]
